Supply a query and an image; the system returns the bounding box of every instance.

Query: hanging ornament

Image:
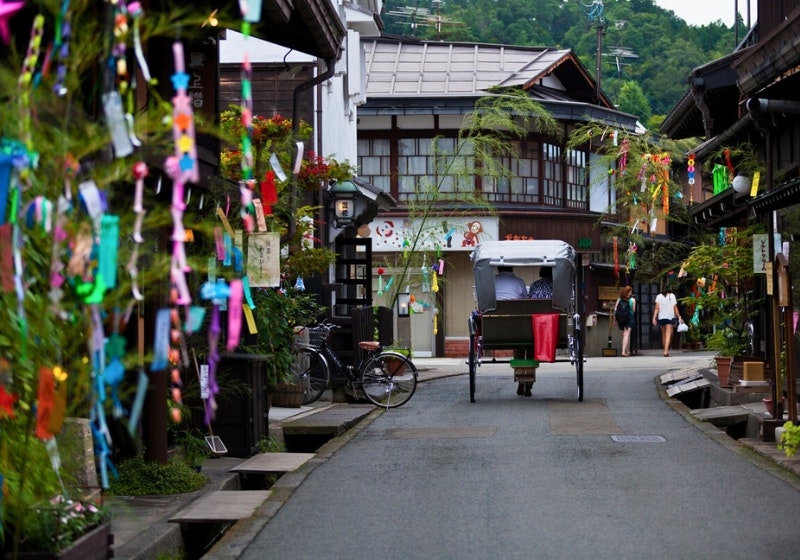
[712,164,728,195]
[618,138,629,177]
[260,170,277,215]
[613,236,619,279]
[376,266,384,295]
[628,242,637,270]
[294,276,305,291]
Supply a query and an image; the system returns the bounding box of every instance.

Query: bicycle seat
[358,341,381,352]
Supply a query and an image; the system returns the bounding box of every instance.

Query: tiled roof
[363,38,572,97]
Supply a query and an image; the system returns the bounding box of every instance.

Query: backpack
[615,298,632,324]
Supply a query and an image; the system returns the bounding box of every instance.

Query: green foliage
[778,421,800,458]
[617,81,651,124]
[175,429,211,468]
[678,225,765,356]
[106,456,207,496]
[254,436,287,454]
[243,287,325,386]
[382,0,741,117]
[565,122,696,283]
[0,4,228,553]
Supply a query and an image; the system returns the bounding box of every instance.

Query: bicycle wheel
[360,352,418,408]
[292,346,329,405]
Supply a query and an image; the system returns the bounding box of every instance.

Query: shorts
[658,318,674,326]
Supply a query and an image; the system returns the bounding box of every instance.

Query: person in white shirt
[652,287,683,357]
[494,266,527,300]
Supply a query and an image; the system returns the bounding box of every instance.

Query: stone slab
[690,405,750,426]
[230,452,316,474]
[280,404,374,436]
[169,490,270,523]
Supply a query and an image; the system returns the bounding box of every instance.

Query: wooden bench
[169,490,271,523]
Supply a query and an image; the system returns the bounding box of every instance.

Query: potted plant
[679,225,764,386]
[243,287,326,407]
[12,496,111,559]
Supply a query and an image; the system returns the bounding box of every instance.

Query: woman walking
[652,287,683,357]
[613,285,636,357]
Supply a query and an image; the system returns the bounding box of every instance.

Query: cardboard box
[743,361,765,381]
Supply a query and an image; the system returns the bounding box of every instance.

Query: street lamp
[329,180,361,228]
[397,292,411,317]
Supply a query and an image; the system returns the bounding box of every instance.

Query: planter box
[271,383,303,407]
[13,523,113,560]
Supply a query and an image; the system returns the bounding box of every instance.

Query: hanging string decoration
[613,236,619,279]
[687,153,695,204]
[628,242,637,270]
[376,266,385,295]
[618,137,629,177]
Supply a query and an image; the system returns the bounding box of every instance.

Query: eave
[253,0,346,60]
[733,6,800,96]
[688,188,748,228]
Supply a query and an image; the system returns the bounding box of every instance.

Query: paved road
[238,353,800,560]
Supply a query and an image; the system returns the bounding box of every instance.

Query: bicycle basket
[307,326,329,348]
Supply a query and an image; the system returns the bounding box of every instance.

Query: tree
[616,80,651,124]
[0,2,233,555]
[566,122,697,284]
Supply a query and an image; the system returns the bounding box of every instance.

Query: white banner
[362,216,499,252]
[752,233,782,273]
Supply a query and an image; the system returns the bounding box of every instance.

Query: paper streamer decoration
[35,367,57,440]
[227,279,243,351]
[18,14,45,146]
[170,42,199,183]
[99,215,120,289]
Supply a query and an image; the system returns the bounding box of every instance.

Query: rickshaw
[467,239,584,402]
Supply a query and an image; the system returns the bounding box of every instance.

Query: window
[482,140,540,203]
[565,148,587,209]
[543,142,562,205]
[357,138,390,192]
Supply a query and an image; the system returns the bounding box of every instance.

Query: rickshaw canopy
[471,240,576,313]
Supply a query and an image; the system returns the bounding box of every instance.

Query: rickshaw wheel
[468,333,479,402]
[573,331,584,402]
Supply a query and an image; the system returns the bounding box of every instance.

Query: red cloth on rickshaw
[532,314,559,362]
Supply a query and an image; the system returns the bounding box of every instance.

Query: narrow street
[237,353,800,560]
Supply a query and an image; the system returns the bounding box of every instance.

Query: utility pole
[582,0,608,103]
[595,17,607,102]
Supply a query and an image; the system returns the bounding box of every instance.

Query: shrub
[106,457,207,496]
[778,421,800,457]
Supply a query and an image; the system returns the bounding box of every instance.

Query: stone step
[279,403,374,436]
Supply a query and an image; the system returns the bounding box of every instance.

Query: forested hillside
[381,0,748,128]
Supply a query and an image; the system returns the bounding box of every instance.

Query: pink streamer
[226,280,243,351]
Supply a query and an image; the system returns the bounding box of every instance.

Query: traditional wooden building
[356,37,641,357]
[661,0,800,429]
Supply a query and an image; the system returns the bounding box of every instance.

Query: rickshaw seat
[480,299,568,349]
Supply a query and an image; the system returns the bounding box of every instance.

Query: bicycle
[292,320,419,408]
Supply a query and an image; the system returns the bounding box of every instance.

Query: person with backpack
[652,286,683,357]
[613,285,636,357]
